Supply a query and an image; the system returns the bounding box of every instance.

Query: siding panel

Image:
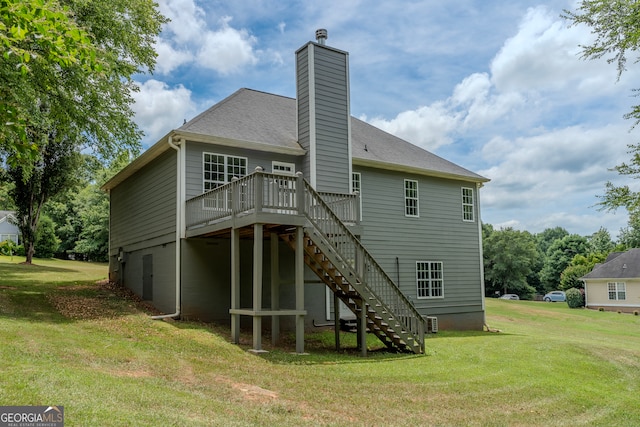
[354,166,483,319]
[110,150,177,253]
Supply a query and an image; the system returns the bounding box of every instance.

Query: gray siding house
[0,211,19,244]
[103,32,489,354]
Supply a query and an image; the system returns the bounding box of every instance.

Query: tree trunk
[25,240,35,264]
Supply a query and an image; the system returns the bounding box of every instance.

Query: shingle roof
[181,88,487,182]
[103,88,488,190]
[179,89,300,151]
[582,248,640,279]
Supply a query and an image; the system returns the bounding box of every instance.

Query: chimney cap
[315,29,328,45]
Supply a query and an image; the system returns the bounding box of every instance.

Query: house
[103,30,489,354]
[582,249,640,313]
[0,211,19,244]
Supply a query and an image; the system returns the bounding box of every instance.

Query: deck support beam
[334,292,340,351]
[230,227,240,344]
[359,299,367,357]
[270,232,280,345]
[252,223,264,351]
[295,226,305,354]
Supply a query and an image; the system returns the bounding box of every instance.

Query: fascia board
[353,157,490,184]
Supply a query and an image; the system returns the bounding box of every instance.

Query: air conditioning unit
[426,316,438,333]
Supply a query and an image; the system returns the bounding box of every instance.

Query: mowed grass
[1,255,639,426]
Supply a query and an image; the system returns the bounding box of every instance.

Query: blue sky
[131,0,640,239]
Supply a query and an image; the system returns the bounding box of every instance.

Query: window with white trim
[462,187,475,222]
[352,172,362,221]
[352,172,361,194]
[416,261,443,299]
[272,161,295,175]
[203,153,247,191]
[607,282,626,300]
[404,179,419,217]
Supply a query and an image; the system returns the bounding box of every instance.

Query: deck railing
[185,170,359,229]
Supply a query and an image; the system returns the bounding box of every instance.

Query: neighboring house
[582,249,640,313]
[103,31,489,354]
[0,211,20,244]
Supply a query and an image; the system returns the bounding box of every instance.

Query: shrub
[566,288,584,308]
[34,215,60,258]
[634,311,639,316]
[0,240,18,256]
[599,307,605,312]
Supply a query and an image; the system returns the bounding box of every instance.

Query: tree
[560,252,607,290]
[536,227,569,256]
[7,133,81,262]
[483,227,540,298]
[0,0,100,161]
[618,213,640,248]
[34,214,59,258]
[1,0,166,263]
[564,2,640,215]
[588,227,615,253]
[539,234,589,291]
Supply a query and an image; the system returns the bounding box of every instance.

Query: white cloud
[154,1,258,75]
[132,79,198,144]
[155,40,193,75]
[369,102,461,150]
[196,17,258,74]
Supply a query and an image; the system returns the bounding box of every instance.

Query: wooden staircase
[282,180,426,354]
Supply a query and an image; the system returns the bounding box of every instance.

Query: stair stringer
[282,228,423,354]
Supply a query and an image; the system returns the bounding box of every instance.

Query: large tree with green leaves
[539,234,589,291]
[564,1,640,215]
[483,227,540,298]
[1,0,166,263]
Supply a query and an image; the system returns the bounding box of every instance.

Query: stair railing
[300,177,425,352]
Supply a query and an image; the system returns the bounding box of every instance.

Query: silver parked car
[543,291,566,302]
[499,294,519,300]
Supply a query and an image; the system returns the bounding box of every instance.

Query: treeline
[0,154,129,262]
[482,223,639,299]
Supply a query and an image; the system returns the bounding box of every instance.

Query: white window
[272,161,295,175]
[416,261,443,299]
[404,179,419,217]
[352,172,361,194]
[462,187,475,222]
[203,153,247,191]
[607,282,626,300]
[352,172,362,221]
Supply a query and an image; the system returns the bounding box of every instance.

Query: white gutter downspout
[152,135,182,320]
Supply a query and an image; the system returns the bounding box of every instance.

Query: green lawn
[1,256,639,426]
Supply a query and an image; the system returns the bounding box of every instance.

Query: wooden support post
[360,299,367,357]
[295,226,305,354]
[334,292,340,351]
[230,227,240,344]
[253,223,263,351]
[270,232,280,345]
[295,172,305,214]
